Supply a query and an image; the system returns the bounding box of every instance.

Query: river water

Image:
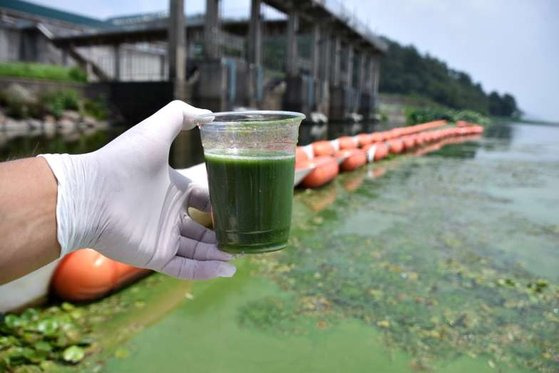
[1,121,558,372]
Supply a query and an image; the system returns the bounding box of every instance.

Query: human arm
[0,100,235,285]
[0,157,60,283]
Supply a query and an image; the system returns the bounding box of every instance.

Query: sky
[32,0,559,121]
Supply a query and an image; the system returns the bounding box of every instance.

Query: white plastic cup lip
[196,110,306,125]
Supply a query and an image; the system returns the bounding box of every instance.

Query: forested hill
[379,38,519,117]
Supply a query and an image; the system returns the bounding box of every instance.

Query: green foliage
[62,345,85,363]
[0,62,86,83]
[0,303,90,370]
[488,91,519,117]
[454,110,490,125]
[0,84,109,120]
[405,107,455,125]
[82,98,109,120]
[379,38,519,117]
[39,89,80,118]
[405,106,490,126]
[0,84,39,119]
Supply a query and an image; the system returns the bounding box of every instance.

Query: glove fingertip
[187,109,213,129]
[217,262,236,278]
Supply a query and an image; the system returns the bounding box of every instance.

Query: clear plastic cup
[198,111,305,254]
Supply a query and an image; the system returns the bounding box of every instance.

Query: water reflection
[423,134,482,158]
[0,127,122,161]
[367,165,387,180]
[484,121,514,140]
[341,167,367,192]
[2,120,382,165]
[298,182,338,212]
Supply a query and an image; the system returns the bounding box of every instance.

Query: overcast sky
[33,0,559,121]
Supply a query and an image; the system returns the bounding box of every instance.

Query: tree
[378,37,519,117]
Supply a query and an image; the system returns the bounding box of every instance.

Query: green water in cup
[199,111,305,254]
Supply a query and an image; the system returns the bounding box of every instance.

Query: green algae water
[2,121,558,373]
[205,152,295,253]
[98,122,558,373]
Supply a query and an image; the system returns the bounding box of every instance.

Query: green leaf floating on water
[36,319,59,336]
[62,345,85,363]
[34,341,52,352]
[61,302,75,311]
[4,314,21,329]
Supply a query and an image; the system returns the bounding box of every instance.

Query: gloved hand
[39,100,235,280]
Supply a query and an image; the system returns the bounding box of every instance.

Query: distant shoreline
[492,117,559,127]
[516,119,559,126]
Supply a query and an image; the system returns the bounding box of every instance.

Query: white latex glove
[39,100,236,280]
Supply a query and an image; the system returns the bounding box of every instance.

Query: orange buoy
[296,147,310,163]
[338,136,358,150]
[470,125,484,134]
[335,149,367,171]
[457,127,470,136]
[377,131,389,141]
[51,249,150,302]
[370,133,383,143]
[295,156,313,172]
[301,156,339,188]
[402,136,416,150]
[364,142,389,161]
[356,133,373,147]
[294,157,315,186]
[424,132,435,143]
[312,140,336,156]
[387,139,404,154]
[389,128,403,139]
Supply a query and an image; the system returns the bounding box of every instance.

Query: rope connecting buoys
[295,120,484,188]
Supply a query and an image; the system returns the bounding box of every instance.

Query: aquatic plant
[248,158,559,372]
[0,303,89,370]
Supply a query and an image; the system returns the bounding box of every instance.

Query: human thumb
[136,100,212,144]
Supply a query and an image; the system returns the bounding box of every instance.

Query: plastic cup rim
[197,110,306,124]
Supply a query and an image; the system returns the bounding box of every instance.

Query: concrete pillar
[113,44,121,81]
[319,27,331,83]
[310,24,320,82]
[247,0,262,106]
[353,51,366,113]
[168,0,186,99]
[331,36,341,86]
[204,0,220,59]
[286,10,299,77]
[357,51,366,93]
[372,54,381,98]
[345,44,353,89]
[159,54,166,79]
[364,53,373,92]
[317,27,331,115]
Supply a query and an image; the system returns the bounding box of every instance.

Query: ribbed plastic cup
[198,111,305,254]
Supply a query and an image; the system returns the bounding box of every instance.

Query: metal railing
[316,0,387,51]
